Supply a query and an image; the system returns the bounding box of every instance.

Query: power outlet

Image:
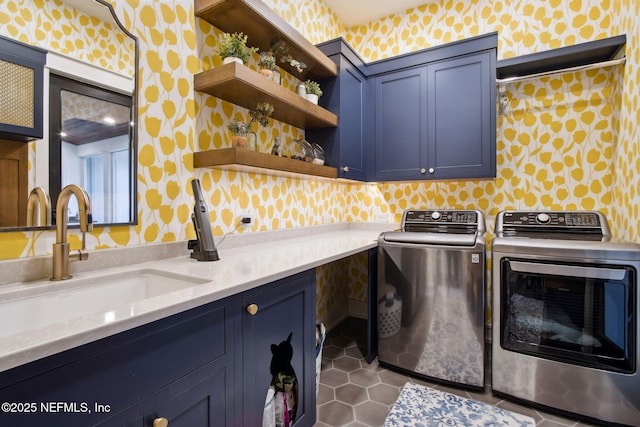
[375,214,389,223]
[239,213,254,228]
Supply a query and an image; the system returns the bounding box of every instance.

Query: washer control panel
[404,210,478,225]
[500,211,602,227]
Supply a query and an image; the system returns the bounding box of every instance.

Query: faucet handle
[83,211,94,233]
[69,250,89,262]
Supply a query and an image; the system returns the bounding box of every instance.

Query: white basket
[378,288,402,338]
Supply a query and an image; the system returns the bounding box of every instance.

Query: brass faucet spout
[51,184,93,281]
[26,187,51,227]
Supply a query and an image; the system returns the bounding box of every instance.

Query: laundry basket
[378,285,402,338]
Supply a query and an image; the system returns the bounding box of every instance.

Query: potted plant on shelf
[258,52,281,84]
[227,102,274,150]
[271,37,307,74]
[217,32,258,65]
[303,79,323,105]
[227,119,252,148]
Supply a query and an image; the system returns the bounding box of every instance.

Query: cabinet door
[336,56,367,180]
[427,51,496,179]
[374,68,428,181]
[0,140,28,227]
[94,360,231,427]
[308,49,368,181]
[141,363,229,427]
[241,270,316,427]
[0,35,46,141]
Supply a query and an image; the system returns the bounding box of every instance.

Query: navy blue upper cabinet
[307,39,368,181]
[367,33,497,181]
[426,51,496,179]
[374,67,429,181]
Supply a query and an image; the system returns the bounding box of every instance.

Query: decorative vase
[232,132,257,151]
[259,68,273,78]
[231,133,249,149]
[223,56,243,65]
[271,69,282,85]
[305,93,319,105]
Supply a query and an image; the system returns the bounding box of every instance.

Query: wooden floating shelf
[194,0,337,80]
[194,62,338,130]
[194,147,338,180]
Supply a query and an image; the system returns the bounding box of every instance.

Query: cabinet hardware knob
[153,417,168,427]
[247,304,259,315]
[420,168,426,174]
[428,167,435,174]
[342,166,349,173]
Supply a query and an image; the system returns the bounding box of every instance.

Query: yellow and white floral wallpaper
[1,0,639,321]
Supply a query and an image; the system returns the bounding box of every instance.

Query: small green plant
[227,119,251,135]
[227,102,274,134]
[258,52,277,71]
[271,37,307,73]
[217,32,258,63]
[249,101,275,127]
[303,80,322,97]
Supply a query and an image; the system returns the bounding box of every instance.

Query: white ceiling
[323,0,428,27]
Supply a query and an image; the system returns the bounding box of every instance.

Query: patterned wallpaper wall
[343,0,637,242]
[0,0,638,320]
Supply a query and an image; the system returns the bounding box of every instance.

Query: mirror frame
[0,0,139,232]
[49,74,136,227]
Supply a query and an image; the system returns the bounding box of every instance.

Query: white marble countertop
[0,223,394,373]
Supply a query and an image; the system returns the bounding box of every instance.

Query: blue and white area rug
[384,383,535,427]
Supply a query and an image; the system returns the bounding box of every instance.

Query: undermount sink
[0,269,210,338]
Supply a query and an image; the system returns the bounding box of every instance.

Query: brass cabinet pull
[428,167,435,174]
[342,166,349,173]
[247,304,259,315]
[420,168,426,174]
[153,417,168,427]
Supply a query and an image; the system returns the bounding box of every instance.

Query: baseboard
[348,298,368,320]
[317,299,368,332]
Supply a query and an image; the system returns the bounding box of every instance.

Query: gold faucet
[51,184,93,281]
[26,187,52,227]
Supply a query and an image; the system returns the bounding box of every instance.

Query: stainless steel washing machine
[377,209,486,389]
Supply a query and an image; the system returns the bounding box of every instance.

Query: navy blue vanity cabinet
[239,269,316,427]
[0,299,236,427]
[307,39,369,181]
[0,35,46,141]
[370,33,497,181]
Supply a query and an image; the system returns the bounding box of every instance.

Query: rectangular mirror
[0,0,138,232]
[49,74,134,226]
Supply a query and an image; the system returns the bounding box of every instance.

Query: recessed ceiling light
[103,116,116,125]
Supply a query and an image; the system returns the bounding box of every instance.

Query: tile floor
[314,317,601,427]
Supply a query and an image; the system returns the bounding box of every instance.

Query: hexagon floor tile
[314,317,601,427]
